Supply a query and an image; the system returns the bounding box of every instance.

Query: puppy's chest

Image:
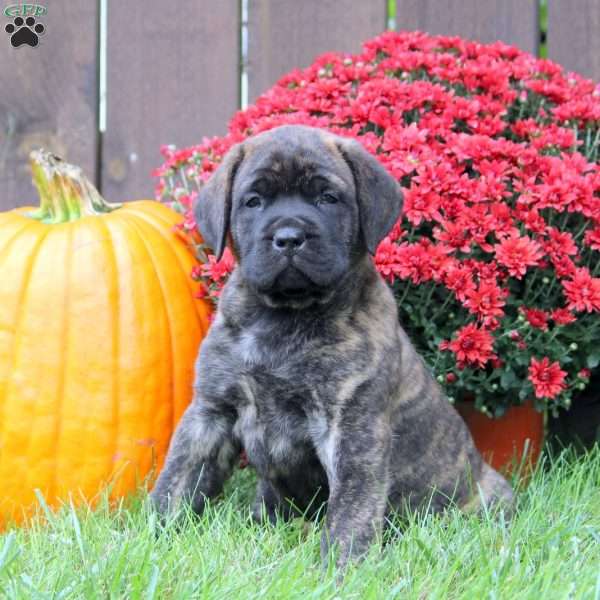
[233,366,318,472]
[236,324,310,369]
[230,324,340,472]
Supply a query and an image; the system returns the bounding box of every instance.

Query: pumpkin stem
[27,149,122,223]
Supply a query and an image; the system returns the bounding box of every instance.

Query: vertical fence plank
[0,3,99,210]
[248,0,388,102]
[396,1,539,56]
[548,1,600,81]
[103,1,240,203]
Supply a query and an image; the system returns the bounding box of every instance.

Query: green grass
[1,448,599,599]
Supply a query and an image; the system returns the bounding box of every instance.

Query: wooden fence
[1,0,599,210]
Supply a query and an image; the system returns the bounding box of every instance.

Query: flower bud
[491,383,498,391]
[542,277,550,284]
[446,373,457,383]
[447,396,455,404]
[437,375,444,383]
[569,343,578,351]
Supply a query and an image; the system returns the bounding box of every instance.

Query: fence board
[0,3,99,210]
[396,1,539,56]
[248,0,388,102]
[548,1,600,82]
[102,1,240,203]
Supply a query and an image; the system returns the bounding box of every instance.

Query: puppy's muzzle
[272,226,306,256]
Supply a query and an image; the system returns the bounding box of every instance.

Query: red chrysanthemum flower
[403,189,443,226]
[544,227,578,260]
[562,267,600,312]
[494,234,544,279]
[552,255,577,279]
[464,281,506,323]
[440,323,496,368]
[584,227,600,251]
[443,264,477,303]
[528,357,567,399]
[434,221,472,254]
[374,237,402,283]
[394,241,434,284]
[551,307,577,325]
[522,307,550,331]
[200,247,236,281]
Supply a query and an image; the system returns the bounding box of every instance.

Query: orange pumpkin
[0,150,212,525]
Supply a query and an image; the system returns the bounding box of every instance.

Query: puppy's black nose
[273,227,306,254]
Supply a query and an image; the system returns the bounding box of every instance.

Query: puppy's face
[195,125,403,308]
[230,131,357,306]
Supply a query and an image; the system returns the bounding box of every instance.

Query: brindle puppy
[151,125,513,566]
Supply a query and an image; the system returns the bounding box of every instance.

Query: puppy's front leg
[151,402,239,520]
[319,417,391,568]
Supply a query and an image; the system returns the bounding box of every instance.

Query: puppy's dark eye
[245,196,262,208]
[320,192,339,204]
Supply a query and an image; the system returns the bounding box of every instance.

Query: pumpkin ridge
[119,215,177,443]
[91,216,121,496]
[0,217,35,255]
[117,207,212,430]
[49,225,73,506]
[0,218,41,257]
[0,225,51,520]
[121,207,208,335]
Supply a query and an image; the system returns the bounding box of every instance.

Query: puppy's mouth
[258,266,331,308]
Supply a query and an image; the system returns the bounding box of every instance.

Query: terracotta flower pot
[455,401,544,474]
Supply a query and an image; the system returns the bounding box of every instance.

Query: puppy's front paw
[320,528,372,573]
[149,488,178,529]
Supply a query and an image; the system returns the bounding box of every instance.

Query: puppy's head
[195,125,403,308]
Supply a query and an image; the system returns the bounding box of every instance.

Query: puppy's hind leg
[151,402,240,522]
[463,463,514,518]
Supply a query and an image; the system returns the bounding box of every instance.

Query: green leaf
[500,369,517,390]
[493,404,508,418]
[515,354,530,366]
[586,354,600,369]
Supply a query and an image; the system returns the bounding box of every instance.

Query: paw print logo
[5,16,45,48]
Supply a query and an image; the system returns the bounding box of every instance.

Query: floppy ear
[194,142,245,260]
[336,137,403,255]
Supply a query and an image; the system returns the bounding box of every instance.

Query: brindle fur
[151,125,513,567]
